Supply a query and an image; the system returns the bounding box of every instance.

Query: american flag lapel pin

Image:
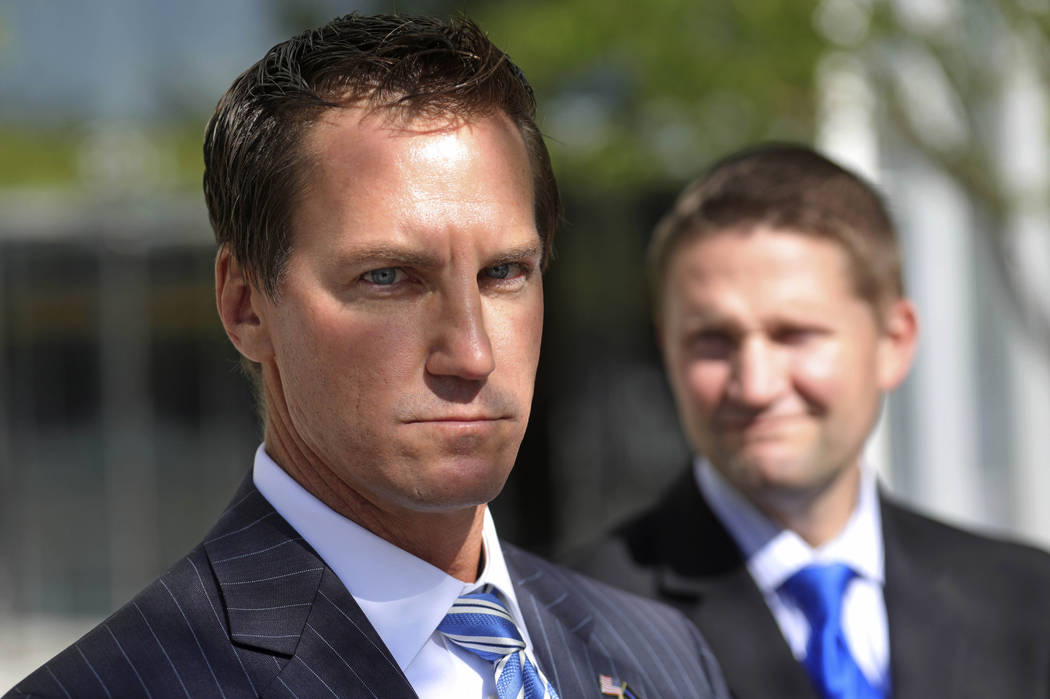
[598,674,638,698]
[598,674,625,697]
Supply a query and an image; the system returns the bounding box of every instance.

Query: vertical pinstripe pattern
[6,477,728,698]
[504,544,728,699]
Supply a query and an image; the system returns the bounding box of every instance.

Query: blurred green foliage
[471,0,824,194]
[0,124,204,192]
[0,128,83,187]
[0,1,825,197]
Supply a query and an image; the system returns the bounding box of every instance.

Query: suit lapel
[651,475,818,699]
[202,482,323,657]
[688,559,818,698]
[203,478,416,698]
[881,498,966,699]
[265,568,417,698]
[504,543,597,697]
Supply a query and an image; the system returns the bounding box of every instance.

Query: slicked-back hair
[648,143,904,319]
[204,13,560,299]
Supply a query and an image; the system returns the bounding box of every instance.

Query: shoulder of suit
[555,503,677,599]
[881,496,1050,604]
[505,540,696,621]
[564,467,700,556]
[882,496,1050,565]
[559,467,735,591]
[8,544,279,697]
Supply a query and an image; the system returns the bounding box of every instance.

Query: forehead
[661,227,862,316]
[289,106,536,251]
[305,105,527,183]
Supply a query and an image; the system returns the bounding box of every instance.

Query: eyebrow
[335,243,543,269]
[490,245,543,263]
[681,316,741,333]
[336,244,440,269]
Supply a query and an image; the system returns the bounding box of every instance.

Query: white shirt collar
[695,456,884,594]
[251,444,528,671]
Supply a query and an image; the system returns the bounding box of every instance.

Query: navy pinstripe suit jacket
[7,477,728,698]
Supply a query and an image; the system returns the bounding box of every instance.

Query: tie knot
[780,563,856,626]
[438,590,525,662]
[438,589,560,699]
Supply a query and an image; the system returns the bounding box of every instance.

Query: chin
[719,450,810,493]
[406,454,515,513]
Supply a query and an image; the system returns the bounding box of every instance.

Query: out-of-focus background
[2,0,1049,688]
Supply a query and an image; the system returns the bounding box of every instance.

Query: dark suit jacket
[8,476,728,698]
[570,468,1050,699]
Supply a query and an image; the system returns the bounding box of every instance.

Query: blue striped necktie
[438,589,560,699]
[780,563,884,699]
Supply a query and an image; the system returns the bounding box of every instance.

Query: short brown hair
[204,13,560,299]
[648,143,903,315]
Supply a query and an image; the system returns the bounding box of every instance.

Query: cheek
[491,293,543,366]
[794,345,841,385]
[285,303,421,388]
[679,359,726,416]
[792,343,873,406]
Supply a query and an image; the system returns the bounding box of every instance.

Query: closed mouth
[405,416,508,423]
[719,413,805,430]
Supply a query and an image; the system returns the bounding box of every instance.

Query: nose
[726,336,787,407]
[425,282,496,381]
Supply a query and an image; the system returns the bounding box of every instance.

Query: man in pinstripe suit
[8,14,728,699]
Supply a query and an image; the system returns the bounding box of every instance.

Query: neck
[260,370,486,583]
[755,463,863,548]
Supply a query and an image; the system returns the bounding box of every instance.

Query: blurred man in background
[7,14,728,699]
[573,144,1050,699]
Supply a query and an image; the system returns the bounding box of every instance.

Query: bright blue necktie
[780,564,884,699]
[438,589,560,699]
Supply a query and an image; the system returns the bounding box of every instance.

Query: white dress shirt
[696,457,890,689]
[253,445,534,699]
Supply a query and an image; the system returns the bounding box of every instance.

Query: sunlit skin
[658,228,917,545]
[216,107,543,581]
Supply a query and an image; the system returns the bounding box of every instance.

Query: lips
[717,412,805,431]
[404,415,508,423]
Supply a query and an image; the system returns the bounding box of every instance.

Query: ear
[215,246,274,363]
[876,298,918,391]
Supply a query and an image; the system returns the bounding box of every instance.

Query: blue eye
[486,263,511,279]
[484,262,530,281]
[366,268,399,285]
